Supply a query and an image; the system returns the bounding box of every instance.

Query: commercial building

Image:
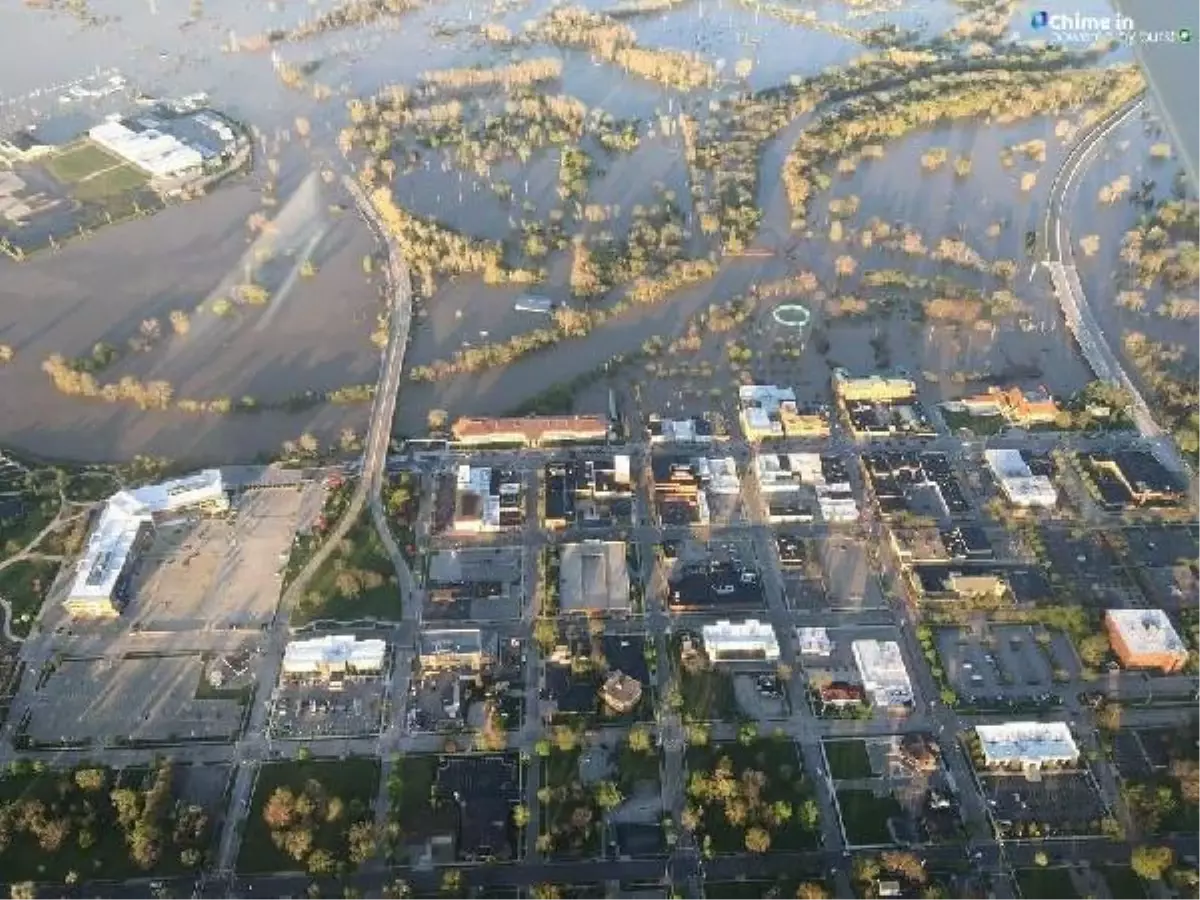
[451,415,609,448]
[1084,451,1184,508]
[1105,609,1188,673]
[648,415,715,445]
[984,449,1058,508]
[419,629,488,671]
[975,722,1080,769]
[559,541,631,614]
[281,635,387,682]
[819,681,865,707]
[452,465,522,532]
[64,470,228,617]
[701,619,781,662]
[955,385,1061,426]
[739,384,797,440]
[851,640,914,707]
[911,563,1010,601]
[544,455,632,528]
[832,369,917,403]
[795,626,833,657]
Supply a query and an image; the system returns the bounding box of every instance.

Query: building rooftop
[559,541,630,612]
[851,639,913,706]
[67,469,226,604]
[701,619,780,660]
[451,415,608,446]
[1105,609,1185,656]
[975,721,1079,765]
[282,635,387,673]
[795,626,833,656]
[420,628,485,658]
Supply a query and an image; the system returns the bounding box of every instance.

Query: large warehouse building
[984,449,1057,508]
[1105,609,1188,673]
[88,107,240,180]
[64,470,229,618]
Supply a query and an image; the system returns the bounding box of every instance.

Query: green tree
[628,725,653,753]
[798,798,820,831]
[1131,845,1174,881]
[595,781,624,810]
[513,804,530,828]
[73,768,107,792]
[307,848,336,876]
[744,826,771,853]
[795,884,829,900]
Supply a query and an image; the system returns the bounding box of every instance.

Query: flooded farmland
[0,0,1195,461]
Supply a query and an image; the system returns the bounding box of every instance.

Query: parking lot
[979,771,1108,838]
[424,546,524,621]
[817,534,885,611]
[269,677,387,739]
[1037,527,1143,609]
[935,626,1078,700]
[23,653,244,746]
[1110,524,1199,568]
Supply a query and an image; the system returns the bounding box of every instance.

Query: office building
[984,449,1058,508]
[832,369,917,403]
[451,415,609,448]
[701,619,781,662]
[64,470,228,618]
[282,635,387,681]
[795,627,833,657]
[975,722,1080,769]
[851,640,913,707]
[1105,609,1188,673]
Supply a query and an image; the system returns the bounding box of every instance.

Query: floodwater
[0,0,1193,461]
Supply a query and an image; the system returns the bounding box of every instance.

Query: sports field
[43,139,148,202]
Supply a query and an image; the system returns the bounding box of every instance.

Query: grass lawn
[386,754,456,862]
[1016,867,1080,899]
[238,758,380,874]
[941,408,1007,436]
[0,763,209,881]
[540,748,603,859]
[43,140,124,183]
[679,664,737,722]
[71,163,150,203]
[291,510,401,624]
[835,788,904,845]
[1101,865,1147,899]
[685,739,820,853]
[823,739,873,780]
[0,557,60,637]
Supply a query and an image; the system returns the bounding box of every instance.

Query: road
[211,173,416,883]
[1041,91,1192,483]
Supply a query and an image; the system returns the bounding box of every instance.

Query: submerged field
[0,0,1193,461]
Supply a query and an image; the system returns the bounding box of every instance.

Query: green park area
[835,788,904,845]
[823,739,873,780]
[0,557,61,638]
[43,139,149,203]
[684,736,821,855]
[0,760,212,882]
[291,510,401,624]
[238,758,380,875]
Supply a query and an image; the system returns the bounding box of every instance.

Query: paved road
[212,174,417,882]
[1041,91,1192,483]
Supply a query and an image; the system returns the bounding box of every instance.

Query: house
[600,671,643,713]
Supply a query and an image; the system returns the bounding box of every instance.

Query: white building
[282,635,387,679]
[453,465,501,532]
[648,415,715,445]
[65,470,228,617]
[975,722,1080,769]
[755,453,807,493]
[851,639,914,706]
[702,619,781,662]
[89,118,204,178]
[739,385,797,440]
[795,627,833,657]
[698,456,740,495]
[984,449,1057,508]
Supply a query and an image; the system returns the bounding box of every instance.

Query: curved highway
[1041,92,1191,479]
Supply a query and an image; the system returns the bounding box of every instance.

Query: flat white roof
[739,384,796,411]
[702,619,780,658]
[796,627,833,655]
[976,721,1079,765]
[67,470,225,603]
[851,639,913,705]
[984,448,1030,478]
[1106,609,1185,655]
[283,635,387,673]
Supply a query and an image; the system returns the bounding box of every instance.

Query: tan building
[959,386,1060,425]
[451,415,609,448]
[779,407,831,437]
[1105,610,1187,674]
[832,369,916,403]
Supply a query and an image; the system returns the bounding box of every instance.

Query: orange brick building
[1105,609,1188,673]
